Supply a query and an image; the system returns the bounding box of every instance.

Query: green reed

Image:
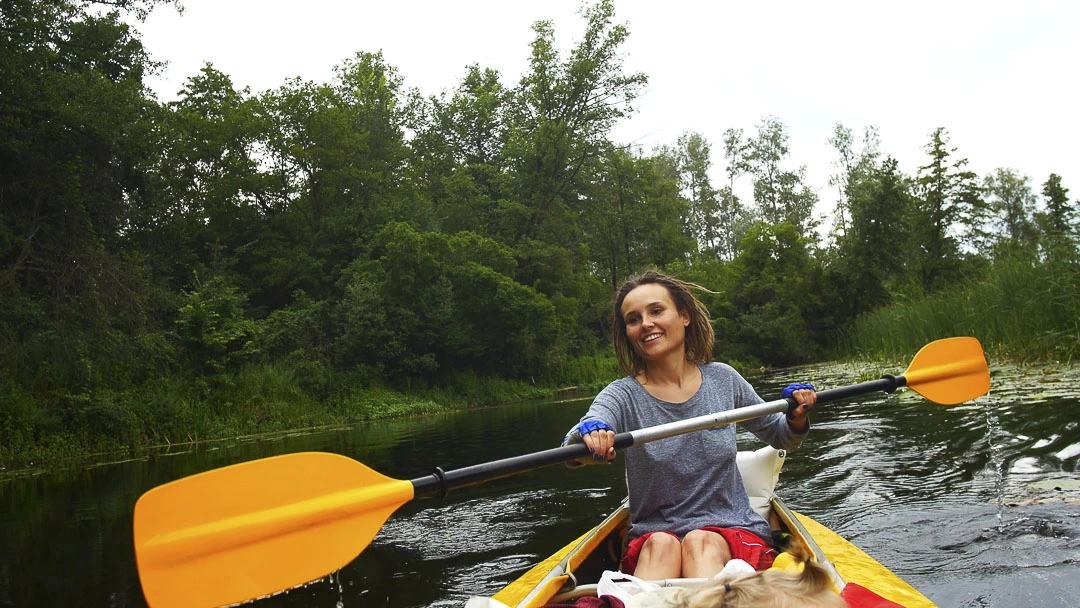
[837,258,1080,364]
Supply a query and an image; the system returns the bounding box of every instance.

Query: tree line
[2,0,1078,465]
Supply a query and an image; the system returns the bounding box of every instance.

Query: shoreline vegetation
[3,2,1078,475]
[5,256,1078,476]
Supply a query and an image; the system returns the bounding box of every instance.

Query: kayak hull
[484,496,935,608]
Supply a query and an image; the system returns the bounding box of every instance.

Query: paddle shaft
[410,373,906,498]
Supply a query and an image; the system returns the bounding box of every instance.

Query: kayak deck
[484,496,935,608]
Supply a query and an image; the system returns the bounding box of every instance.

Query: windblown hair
[678,559,847,608]
[612,270,715,376]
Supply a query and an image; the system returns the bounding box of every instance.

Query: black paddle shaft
[410,374,906,498]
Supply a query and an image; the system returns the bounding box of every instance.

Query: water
[1,361,1078,607]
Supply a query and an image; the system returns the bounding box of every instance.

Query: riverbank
[0,357,622,476]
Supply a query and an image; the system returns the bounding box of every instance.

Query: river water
[2,360,1079,607]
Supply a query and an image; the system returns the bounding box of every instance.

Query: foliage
[736,117,819,233]
[723,222,825,365]
[912,128,984,292]
[1,0,1078,470]
[836,257,1080,364]
[827,157,917,319]
[174,274,258,375]
[1037,174,1078,262]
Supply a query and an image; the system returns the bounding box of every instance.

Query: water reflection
[1,361,1078,607]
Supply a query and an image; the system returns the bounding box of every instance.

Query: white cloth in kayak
[566,362,807,544]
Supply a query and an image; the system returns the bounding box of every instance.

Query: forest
[2,0,1078,469]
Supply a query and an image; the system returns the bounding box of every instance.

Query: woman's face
[620,283,690,363]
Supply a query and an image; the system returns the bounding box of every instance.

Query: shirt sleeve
[731,369,808,450]
[560,380,628,467]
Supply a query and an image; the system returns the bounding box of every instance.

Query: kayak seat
[736,446,786,522]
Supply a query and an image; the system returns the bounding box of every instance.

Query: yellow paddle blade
[134,452,413,608]
[903,337,990,405]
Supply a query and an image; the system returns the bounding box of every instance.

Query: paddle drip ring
[431,466,450,499]
[880,374,900,392]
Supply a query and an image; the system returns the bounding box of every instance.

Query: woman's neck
[639,355,695,388]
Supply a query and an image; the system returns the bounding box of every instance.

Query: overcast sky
[133,0,1079,222]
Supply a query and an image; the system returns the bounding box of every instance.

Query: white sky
[133,0,1079,222]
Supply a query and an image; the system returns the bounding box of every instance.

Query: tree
[716,128,752,260]
[0,0,174,394]
[141,65,272,290]
[504,0,647,251]
[831,157,916,318]
[982,168,1038,260]
[409,64,515,239]
[1037,173,1078,261]
[672,132,721,257]
[255,52,414,303]
[741,117,818,233]
[912,128,983,292]
[580,147,691,290]
[333,223,559,382]
[827,123,880,240]
[724,222,824,365]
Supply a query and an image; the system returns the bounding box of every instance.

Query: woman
[564,270,817,580]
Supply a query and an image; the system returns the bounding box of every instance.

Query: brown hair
[612,270,715,376]
[679,558,846,608]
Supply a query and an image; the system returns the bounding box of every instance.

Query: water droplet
[986,408,1006,531]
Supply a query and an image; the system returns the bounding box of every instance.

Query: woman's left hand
[782,383,817,429]
[786,389,817,421]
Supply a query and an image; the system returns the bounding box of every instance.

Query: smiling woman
[562,269,818,580]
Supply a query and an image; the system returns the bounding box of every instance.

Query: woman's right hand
[582,428,617,462]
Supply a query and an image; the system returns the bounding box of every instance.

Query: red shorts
[620,527,776,575]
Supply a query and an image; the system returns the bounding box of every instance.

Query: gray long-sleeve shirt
[568,363,806,543]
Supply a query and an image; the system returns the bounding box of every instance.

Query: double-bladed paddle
[133,336,990,608]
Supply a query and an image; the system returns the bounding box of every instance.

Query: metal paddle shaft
[411,398,792,497]
[411,374,910,498]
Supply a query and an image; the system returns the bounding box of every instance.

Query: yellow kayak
[468,448,935,608]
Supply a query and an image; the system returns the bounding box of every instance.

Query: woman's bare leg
[632,533,682,580]
[680,529,731,578]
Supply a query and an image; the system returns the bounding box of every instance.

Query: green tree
[580,147,691,290]
[504,0,647,273]
[1036,173,1078,261]
[912,128,983,292]
[725,222,824,365]
[175,274,258,375]
[671,132,721,257]
[1,0,175,396]
[143,65,274,292]
[717,128,752,260]
[721,222,820,365]
[830,157,915,319]
[742,116,818,233]
[256,52,414,303]
[333,223,559,382]
[982,168,1038,260]
[409,64,516,240]
[827,123,880,240]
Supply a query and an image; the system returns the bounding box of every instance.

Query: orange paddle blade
[134,452,413,608]
[903,337,990,405]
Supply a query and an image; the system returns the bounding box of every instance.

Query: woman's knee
[641,531,681,556]
[682,529,731,562]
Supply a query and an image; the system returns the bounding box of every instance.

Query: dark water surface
[2,361,1078,607]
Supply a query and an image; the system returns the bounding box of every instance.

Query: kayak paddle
[133,336,989,608]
